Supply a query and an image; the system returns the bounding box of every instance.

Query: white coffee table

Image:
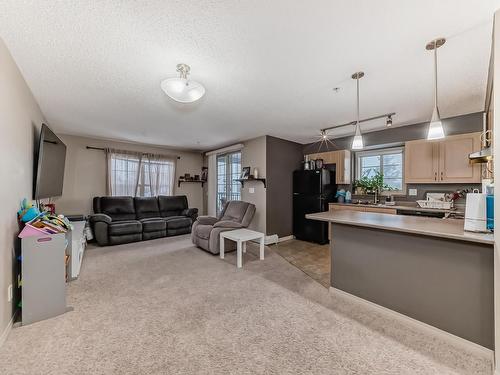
[220,229,265,268]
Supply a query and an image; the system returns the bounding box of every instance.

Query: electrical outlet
[249,187,255,194]
[408,188,417,196]
[7,284,12,302]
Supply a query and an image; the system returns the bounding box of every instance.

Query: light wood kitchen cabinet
[305,150,351,184]
[404,132,481,184]
[404,140,439,183]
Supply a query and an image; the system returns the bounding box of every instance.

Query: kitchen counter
[328,202,463,214]
[307,210,493,244]
[306,210,494,349]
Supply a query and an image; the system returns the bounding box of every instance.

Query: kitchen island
[306,210,494,350]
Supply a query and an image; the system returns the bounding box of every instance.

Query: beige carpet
[0,235,492,374]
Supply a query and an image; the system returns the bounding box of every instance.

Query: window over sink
[356,147,404,193]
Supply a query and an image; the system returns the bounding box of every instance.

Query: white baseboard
[277,235,294,243]
[0,311,16,349]
[329,287,494,362]
[264,234,278,245]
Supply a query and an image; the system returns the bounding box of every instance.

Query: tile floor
[273,239,330,287]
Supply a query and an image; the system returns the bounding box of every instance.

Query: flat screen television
[34,124,67,199]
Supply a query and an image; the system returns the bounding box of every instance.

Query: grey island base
[306,210,494,350]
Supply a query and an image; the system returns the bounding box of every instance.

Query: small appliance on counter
[385,195,395,206]
[464,189,488,233]
[485,183,494,231]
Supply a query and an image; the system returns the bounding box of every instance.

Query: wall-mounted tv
[34,124,66,199]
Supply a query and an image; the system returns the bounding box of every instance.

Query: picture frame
[201,167,208,181]
[240,167,251,179]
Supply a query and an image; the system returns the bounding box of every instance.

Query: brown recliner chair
[191,201,256,254]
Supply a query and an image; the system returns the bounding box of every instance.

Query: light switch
[408,188,417,196]
[249,187,255,194]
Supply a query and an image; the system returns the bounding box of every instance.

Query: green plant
[353,172,394,193]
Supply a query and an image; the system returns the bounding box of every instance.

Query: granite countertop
[306,210,494,245]
[328,202,464,214]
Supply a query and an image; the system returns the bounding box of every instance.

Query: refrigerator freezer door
[293,170,322,195]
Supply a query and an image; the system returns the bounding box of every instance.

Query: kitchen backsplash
[338,183,481,208]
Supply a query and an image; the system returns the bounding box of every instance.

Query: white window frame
[355,146,405,195]
[216,151,242,215]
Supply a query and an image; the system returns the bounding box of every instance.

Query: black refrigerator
[293,169,336,244]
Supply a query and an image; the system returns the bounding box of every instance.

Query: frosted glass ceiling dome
[161,63,205,103]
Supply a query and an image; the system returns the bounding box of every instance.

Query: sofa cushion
[108,220,142,235]
[220,201,249,222]
[165,216,192,229]
[158,195,188,217]
[140,218,167,232]
[97,196,136,221]
[134,197,161,219]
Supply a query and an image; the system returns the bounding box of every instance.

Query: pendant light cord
[434,40,438,109]
[356,75,360,129]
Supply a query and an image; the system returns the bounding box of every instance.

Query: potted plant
[353,172,393,196]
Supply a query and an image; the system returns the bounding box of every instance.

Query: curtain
[207,153,217,216]
[140,153,176,196]
[106,148,142,196]
[105,149,176,197]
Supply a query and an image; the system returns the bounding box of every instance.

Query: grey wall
[241,136,267,233]
[303,112,483,153]
[0,37,45,338]
[331,223,494,349]
[266,136,303,237]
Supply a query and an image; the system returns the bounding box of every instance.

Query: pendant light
[426,38,446,140]
[351,71,364,150]
[161,63,205,103]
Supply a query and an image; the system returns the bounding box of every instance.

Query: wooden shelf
[178,180,206,188]
[234,178,266,188]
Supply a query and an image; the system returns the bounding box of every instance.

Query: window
[107,150,175,197]
[216,151,241,215]
[356,147,404,192]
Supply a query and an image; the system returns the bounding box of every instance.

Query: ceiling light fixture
[351,71,364,150]
[320,130,328,140]
[426,38,446,140]
[161,63,205,103]
[386,114,393,127]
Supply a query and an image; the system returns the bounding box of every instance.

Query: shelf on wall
[178,180,206,188]
[234,178,266,188]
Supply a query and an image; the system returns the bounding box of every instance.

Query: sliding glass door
[216,151,241,215]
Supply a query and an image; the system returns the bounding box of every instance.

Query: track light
[320,130,328,140]
[386,115,393,127]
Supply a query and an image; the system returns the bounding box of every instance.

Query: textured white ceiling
[1,1,499,150]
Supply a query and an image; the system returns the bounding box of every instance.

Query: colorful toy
[17,199,40,223]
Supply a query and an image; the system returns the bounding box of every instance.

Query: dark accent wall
[331,224,494,349]
[303,112,483,153]
[266,136,303,237]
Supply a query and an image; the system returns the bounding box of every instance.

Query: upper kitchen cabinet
[404,132,481,184]
[305,150,351,184]
[404,140,439,182]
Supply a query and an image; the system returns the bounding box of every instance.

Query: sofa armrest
[196,216,219,225]
[182,208,199,221]
[213,220,244,229]
[89,213,112,224]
